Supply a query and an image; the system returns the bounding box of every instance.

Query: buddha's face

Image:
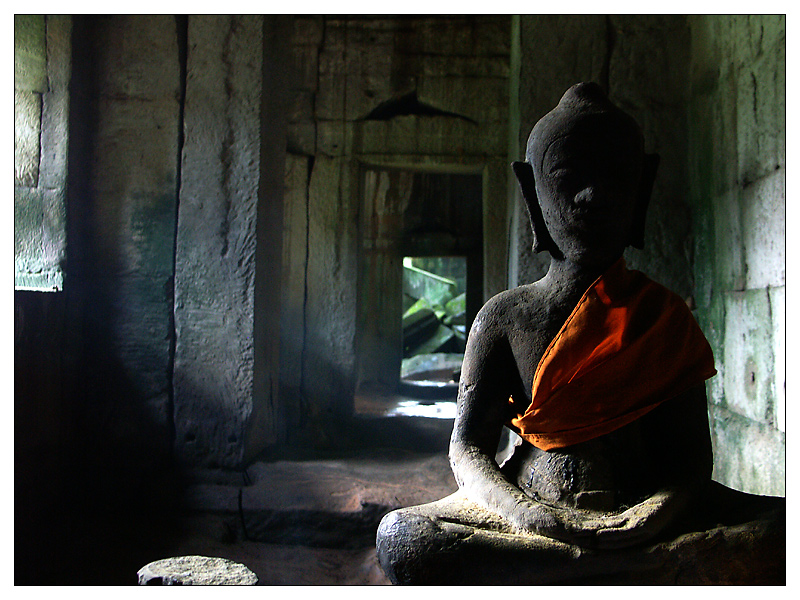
[532,115,643,267]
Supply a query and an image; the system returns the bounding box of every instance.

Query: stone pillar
[302,154,359,421]
[66,15,181,457]
[250,15,293,456]
[174,15,272,469]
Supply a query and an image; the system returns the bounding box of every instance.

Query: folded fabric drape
[509,258,717,451]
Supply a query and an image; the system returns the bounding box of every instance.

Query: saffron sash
[509,259,716,451]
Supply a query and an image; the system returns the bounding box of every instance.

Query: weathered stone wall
[14,15,70,291]
[16,16,187,584]
[688,15,785,495]
[173,15,293,468]
[14,16,76,516]
[280,16,513,441]
[511,15,693,299]
[59,15,289,471]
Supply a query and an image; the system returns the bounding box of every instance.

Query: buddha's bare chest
[501,421,656,513]
[505,305,572,394]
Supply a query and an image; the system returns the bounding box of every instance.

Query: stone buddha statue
[375,83,784,585]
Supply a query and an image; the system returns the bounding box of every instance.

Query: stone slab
[735,34,785,185]
[287,120,316,156]
[290,43,320,93]
[420,55,510,78]
[14,90,41,187]
[709,403,785,496]
[38,15,71,193]
[138,555,258,585]
[711,188,746,291]
[722,289,774,423]
[14,15,47,93]
[293,16,324,47]
[742,169,785,289]
[417,75,509,123]
[770,286,785,432]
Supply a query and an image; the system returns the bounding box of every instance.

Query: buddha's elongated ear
[629,153,659,249]
[512,161,557,255]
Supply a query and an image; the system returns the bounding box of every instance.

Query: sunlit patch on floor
[386,399,457,419]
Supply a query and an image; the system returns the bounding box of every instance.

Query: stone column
[174,15,275,469]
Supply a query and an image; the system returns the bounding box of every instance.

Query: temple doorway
[399,255,466,396]
[355,167,483,417]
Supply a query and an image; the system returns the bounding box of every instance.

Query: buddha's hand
[508,498,596,546]
[508,490,681,549]
[589,489,679,549]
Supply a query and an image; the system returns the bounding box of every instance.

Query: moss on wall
[688,15,785,496]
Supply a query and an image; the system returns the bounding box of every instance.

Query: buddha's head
[513,82,659,268]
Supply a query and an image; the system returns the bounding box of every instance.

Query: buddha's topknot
[526,82,643,166]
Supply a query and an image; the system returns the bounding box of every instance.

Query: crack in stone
[218,16,237,259]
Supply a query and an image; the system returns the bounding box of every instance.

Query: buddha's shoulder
[474,283,548,328]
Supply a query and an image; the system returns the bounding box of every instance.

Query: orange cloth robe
[509,258,716,451]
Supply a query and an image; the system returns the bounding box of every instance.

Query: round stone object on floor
[138,555,258,585]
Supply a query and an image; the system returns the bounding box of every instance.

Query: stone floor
[20,389,783,585]
[164,449,458,585]
[15,390,460,586]
[155,397,460,586]
[17,405,785,585]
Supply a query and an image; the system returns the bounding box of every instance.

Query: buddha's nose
[573,184,609,209]
[574,186,598,207]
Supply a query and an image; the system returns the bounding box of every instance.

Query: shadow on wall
[14,289,187,585]
[14,15,193,584]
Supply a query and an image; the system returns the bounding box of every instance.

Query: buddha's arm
[448,301,590,542]
[449,382,570,539]
[448,308,514,509]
